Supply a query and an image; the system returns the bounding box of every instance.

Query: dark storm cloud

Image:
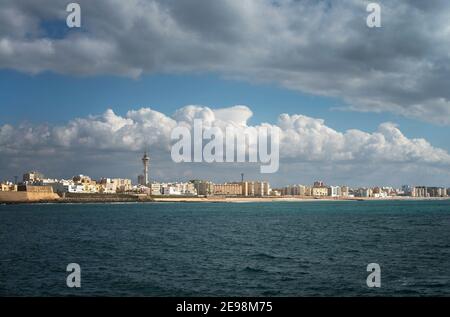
[0,0,450,123]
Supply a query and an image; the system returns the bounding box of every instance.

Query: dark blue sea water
[1,200,449,296]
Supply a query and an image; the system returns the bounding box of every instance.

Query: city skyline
[2,153,450,193]
[1,103,450,188]
[2,163,449,199]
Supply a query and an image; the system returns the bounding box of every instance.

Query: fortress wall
[0,191,59,203]
[26,192,60,201]
[0,192,28,202]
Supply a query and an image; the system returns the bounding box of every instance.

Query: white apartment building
[328,186,341,197]
[159,182,198,196]
[52,181,84,194]
[150,183,162,195]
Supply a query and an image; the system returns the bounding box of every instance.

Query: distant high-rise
[23,171,44,183]
[138,175,145,186]
[141,151,150,186]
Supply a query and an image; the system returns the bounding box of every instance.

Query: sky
[0,0,449,187]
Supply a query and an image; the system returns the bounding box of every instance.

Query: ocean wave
[251,252,294,260]
[242,266,267,273]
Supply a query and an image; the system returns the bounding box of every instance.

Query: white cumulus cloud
[0,105,449,186]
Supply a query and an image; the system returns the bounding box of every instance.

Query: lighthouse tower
[142,151,150,185]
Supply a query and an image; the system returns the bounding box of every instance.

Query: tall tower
[142,151,150,185]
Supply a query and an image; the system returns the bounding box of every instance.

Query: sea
[0,200,449,296]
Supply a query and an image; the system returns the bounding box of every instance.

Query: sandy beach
[2,194,449,205]
[151,196,450,203]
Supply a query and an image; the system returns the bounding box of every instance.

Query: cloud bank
[0,0,450,124]
[1,105,449,186]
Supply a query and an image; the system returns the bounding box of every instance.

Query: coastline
[152,196,450,203]
[1,195,450,205]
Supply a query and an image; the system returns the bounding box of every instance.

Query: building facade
[0,182,17,192]
[23,171,44,183]
[328,186,341,197]
[312,186,328,197]
[412,186,428,197]
[213,183,242,196]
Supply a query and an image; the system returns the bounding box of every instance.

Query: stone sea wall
[0,191,60,203]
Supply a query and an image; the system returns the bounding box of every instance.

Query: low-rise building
[372,187,390,198]
[52,181,85,194]
[58,175,99,193]
[356,188,372,197]
[79,182,96,193]
[73,174,94,185]
[312,186,328,197]
[282,184,307,196]
[372,190,388,198]
[157,182,198,196]
[0,182,17,192]
[23,171,44,183]
[400,185,413,196]
[51,179,102,194]
[180,182,197,195]
[304,186,312,196]
[213,183,242,196]
[150,182,162,195]
[98,179,117,194]
[161,184,181,195]
[194,181,213,196]
[382,187,396,196]
[314,180,325,187]
[35,178,59,186]
[107,178,132,193]
[131,184,151,195]
[271,190,281,196]
[341,186,350,197]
